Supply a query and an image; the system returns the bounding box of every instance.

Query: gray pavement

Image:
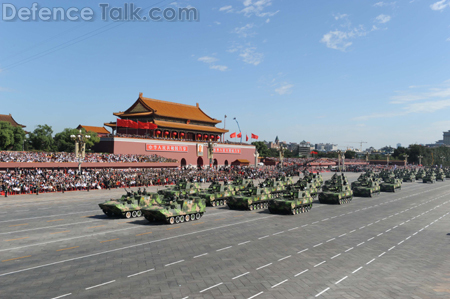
[0,173,449,299]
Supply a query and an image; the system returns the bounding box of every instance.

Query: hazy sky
[2,0,450,150]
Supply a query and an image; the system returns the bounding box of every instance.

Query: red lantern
[204,134,208,137]
[165,131,169,135]
[197,134,201,137]
[156,130,161,134]
[181,133,185,136]
[173,132,177,136]
[210,135,214,139]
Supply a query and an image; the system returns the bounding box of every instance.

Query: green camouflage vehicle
[275,175,294,187]
[157,181,200,198]
[259,178,286,196]
[402,171,416,182]
[198,182,235,207]
[268,189,313,215]
[293,179,319,197]
[318,175,353,205]
[227,187,273,210]
[436,171,445,182]
[416,169,425,180]
[352,178,380,197]
[99,189,164,218]
[380,177,402,192]
[229,177,254,192]
[351,173,371,189]
[141,196,206,224]
[303,172,323,189]
[422,171,436,183]
[445,169,450,179]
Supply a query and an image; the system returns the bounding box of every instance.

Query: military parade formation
[98,166,448,225]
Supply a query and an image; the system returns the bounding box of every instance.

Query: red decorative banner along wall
[213,147,241,154]
[146,144,188,152]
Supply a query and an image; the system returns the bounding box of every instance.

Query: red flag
[246,135,249,141]
[117,119,129,128]
[237,132,242,138]
[148,123,157,130]
[251,133,258,140]
[138,121,148,129]
[230,132,236,138]
[128,120,138,129]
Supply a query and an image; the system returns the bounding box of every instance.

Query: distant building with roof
[0,114,25,128]
[76,125,110,137]
[98,93,255,167]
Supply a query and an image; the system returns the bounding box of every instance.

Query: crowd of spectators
[0,151,177,163]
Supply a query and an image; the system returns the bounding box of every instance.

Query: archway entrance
[181,158,186,167]
[213,159,218,168]
[224,160,229,167]
[197,157,203,168]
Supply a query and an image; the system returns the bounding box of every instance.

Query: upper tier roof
[114,93,221,124]
[0,114,25,128]
[77,125,110,134]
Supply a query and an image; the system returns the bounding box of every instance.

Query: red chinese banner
[213,147,241,154]
[146,144,188,152]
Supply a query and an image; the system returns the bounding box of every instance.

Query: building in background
[0,114,26,129]
[77,125,110,137]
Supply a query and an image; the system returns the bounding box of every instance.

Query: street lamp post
[365,152,369,162]
[279,145,285,166]
[206,140,216,168]
[440,156,445,167]
[233,117,242,143]
[403,154,409,167]
[418,155,423,166]
[70,130,91,173]
[386,154,391,167]
[337,150,342,172]
[254,150,259,167]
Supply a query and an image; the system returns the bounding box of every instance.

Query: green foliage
[252,141,270,157]
[344,150,356,159]
[27,124,56,151]
[0,121,26,150]
[54,128,100,152]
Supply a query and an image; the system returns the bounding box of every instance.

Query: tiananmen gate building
[97,93,256,167]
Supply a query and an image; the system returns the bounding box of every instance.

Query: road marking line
[5,237,29,241]
[338,233,347,237]
[47,219,64,222]
[386,229,391,232]
[315,287,330,297]
[56,246,79,252]
[165,260,184,267]
[375,220,380,223]
[298,248,308,254]
[367,223,373,226]
[85,280,115,290]
[314,261,326,267]
[335,276,348,284]
[256,263,272,270]
[271,279,288,288]
[398,240,404,245]
[127,268,154,277]
[8,223,28,227]
[166,227,179,230]
[366,258,376,265]
[273,231,284,235]
[100,238,119,243]
[199,282,223,293]
[301,224,308,227]
[238,241,251,245]
[357,242,365,247]
[377,233,383,236]
[345,247,354,252]
[349,230,356,233]
[367,237,374,241]
[413,232,418,235]
[258,235,269,239]
[136,232,152,236]
[405,236,411,240]
[331,253,341,259]
[388,246,395,251]
[217,246,232,252]
[50,231,70,235]
[352,266,363,273]
[88,225,105,229]
[393,226,398,229]
[181,297,188,299]
[322,218,329,221]
[278,255,291,261]
[193,253,208,258]
[359,226,366,230]
[295,269,309,277]
[326,238,335,242]
[232,272,250,280]
[312,221,319,224]
[2,255,31,262]
[313,243,323,247]
[248,291,264,299]
[382,218,387,220]
[50,293,72,299]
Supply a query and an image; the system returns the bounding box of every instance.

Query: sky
[1,0,450,150]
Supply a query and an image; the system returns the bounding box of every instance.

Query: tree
[0,121,26,151]
[344,150,356,159]
[252,141,270,157]
[27,124,56,151]
[54,128,100,152]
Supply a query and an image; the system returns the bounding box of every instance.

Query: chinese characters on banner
[146,144,188,152]
[213,147,241,154]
